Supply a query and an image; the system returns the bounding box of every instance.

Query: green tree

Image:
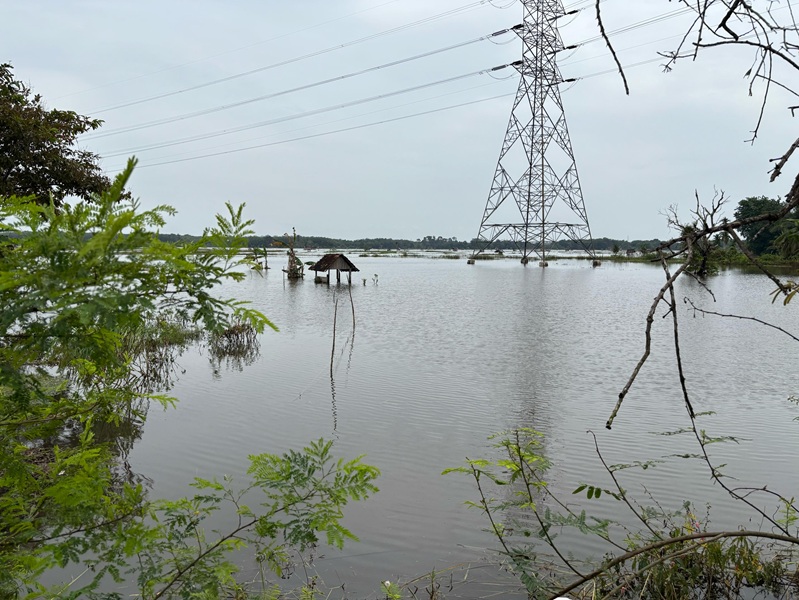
[0,63,111,206]
[733,196,785,255]
[0,162,378,597]
[775,219,799,259]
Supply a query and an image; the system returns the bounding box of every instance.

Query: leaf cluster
[0,63,111,206]
[0,161,298,597]
[124,440,379,599]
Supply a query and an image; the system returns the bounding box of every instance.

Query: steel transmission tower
[473,0,594,265]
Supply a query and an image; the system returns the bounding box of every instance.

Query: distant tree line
[155,232,666,252]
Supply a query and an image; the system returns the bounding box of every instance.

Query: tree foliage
[0,63,111,206]
[0,162,377,598]
[733,196,786,255]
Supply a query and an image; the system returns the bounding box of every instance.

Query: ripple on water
[128,259,799,596]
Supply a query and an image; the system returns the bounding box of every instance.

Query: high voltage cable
[577,5,695,45]
[87,5,689,142]
[103,61,521,157]
[105,55,660,171]
[56,0,406,101]
[95,0,751,163]
[115,80,510,166]
[87,0,598,115]
[125,93,516,169]
[89,0,499,114]
[97,1,787,170]
[99,10,690,158]
[89,3,690,141]
[85,26,520,140]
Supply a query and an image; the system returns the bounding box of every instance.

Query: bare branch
[728,226,791,294]
[770,136,799,182]
[684,297,799,342]
[662,254,695,419]
[718,0,743,39]
[606,255,689,430]
[589,431,660,537]
[595,0,629,94]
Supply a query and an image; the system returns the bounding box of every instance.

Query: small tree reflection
[208,322,261,377]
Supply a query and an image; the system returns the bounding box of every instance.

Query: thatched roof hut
[309,253,359,284]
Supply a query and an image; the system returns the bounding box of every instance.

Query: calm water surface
[128,255,799,598]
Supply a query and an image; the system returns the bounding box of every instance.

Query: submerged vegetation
[0,159,378,598]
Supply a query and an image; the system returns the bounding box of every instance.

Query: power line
[577,5,695,45]
[56,0,406,101]
[85,26,519,140]
[85,0,593,114]
[88,0,499,114]
[102,61,521,157]
[108,79,514,168]
[104,56,661,171]
[130,93,517,169]
[98,11,684,158]
[90,4,694,142]
[95,1,754,164]
[87,6,689,143]
[103,79,513,169]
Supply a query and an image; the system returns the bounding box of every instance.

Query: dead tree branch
[684,297,799,342]
[770,136,799,182]
[606,256,689,430]
[662,254,696,419]
[595,0,629,94]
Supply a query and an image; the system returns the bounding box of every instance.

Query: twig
[606,256,689,429]
[152,517,258,599]
[684,297,799,342]
[729,485,799,515]
[469,462,514,559]
[511,431,585,578]
[330,295,339,378]
[662,254,695,419]
[770,136,799,182]
[682,269,717,301]
[588,431,660,537]
[600,533,726,599]
[718,0,743,40]
[595,0,629,94]
[348,278,356,331]
[728,227,790,295]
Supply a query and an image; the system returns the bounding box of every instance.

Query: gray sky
[4,0,796,241]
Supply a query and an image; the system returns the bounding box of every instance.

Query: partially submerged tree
[0,63,111,206]
[0,161,378,598]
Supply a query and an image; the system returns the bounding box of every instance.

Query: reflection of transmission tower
[473,0,594,265]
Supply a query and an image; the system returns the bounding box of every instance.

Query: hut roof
[309,253,360,273]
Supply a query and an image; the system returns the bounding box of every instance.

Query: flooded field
[127,255,799,598]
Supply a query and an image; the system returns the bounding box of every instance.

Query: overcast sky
[4,0,796,241]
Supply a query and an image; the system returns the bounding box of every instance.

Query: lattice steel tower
[473,0,594,265]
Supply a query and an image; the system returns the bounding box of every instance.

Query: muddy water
[128,255,799,598]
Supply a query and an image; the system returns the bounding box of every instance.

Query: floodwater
[127,254,799,598]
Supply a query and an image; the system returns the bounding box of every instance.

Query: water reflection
[126,258,799,598]
[208,323,261,378]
